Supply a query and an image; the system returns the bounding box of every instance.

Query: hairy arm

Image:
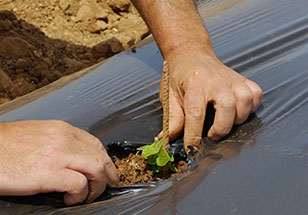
[132,0,263,151]
[131,0,213,59]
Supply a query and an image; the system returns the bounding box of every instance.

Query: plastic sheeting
[0,0,308,214]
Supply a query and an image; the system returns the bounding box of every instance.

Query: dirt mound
[115,153,189,186]
[0,0,149,104]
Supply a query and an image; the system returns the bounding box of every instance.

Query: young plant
[137,138,178,173]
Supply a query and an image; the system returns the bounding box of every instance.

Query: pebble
[0,37,33,59]
[92,37,124,59]
[109,0,131,12]
[76,4,94,22]
[63,57,84,71]
[0,68,13,91]
[59,0,70,12]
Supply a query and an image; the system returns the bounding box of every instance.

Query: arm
[131,0,263,151]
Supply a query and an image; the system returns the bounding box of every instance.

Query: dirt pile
[115,153,189,186]
[0,0,149,47]
[0,0,149,104]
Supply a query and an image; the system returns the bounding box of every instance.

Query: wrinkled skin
[0,120,118,205]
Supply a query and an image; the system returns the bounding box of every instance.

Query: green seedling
[137,138,178,173]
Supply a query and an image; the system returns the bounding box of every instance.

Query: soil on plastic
[115,153,189,186]
[0,0,149,104]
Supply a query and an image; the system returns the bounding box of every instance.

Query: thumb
[158,93,184,141]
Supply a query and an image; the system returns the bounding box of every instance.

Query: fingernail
[186,145,199,154]
[157,131,163,139]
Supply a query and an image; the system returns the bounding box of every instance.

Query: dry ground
[0,0,149,104]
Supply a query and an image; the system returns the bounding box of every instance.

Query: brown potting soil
[115,153,189,186]
[0,0,149,104]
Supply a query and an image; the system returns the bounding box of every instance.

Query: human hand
[159,49,262,152]
[0,120,118,205]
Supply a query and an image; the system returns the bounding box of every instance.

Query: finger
[231,81,254,124]
[244,79,263,112]
[65,154,109,203]
[183,84,206,152]
[158,90,184,140]
[207,89,236,141]
[53,169,89,205]
[102,153,119,186]
[169,92,185,140]
[87,154,118,203]
[68,129,119,187]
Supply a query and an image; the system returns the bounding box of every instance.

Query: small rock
[30,64,49,78]
[0,68,13,91]
[0,10,17,21]
[89,20,108,33]
[76,4,95,22]
[0,20,11,31]
[109,0,131,12]
[63,57,84,72]
[76,2,108,22]
[96,20,108,30]
[94,6,108,20]
[92,40,112,59]
[0,37,33,59]
[109,37,124,53]
[92,37,124,59]
[15,58,29,69]
[10,80,36,97]
[59,0,70,12]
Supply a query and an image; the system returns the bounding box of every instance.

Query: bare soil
[0,0,149,104]
[115,153,189,186]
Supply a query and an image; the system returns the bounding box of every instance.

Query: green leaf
[153,139,163,152]
[147,155,157,165]
[169,165,178,172]
[170,155,174,162]
[156,148,170,167]
[137,144,157,158]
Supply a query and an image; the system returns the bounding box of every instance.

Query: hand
[0,120,118,205]
[159,49,262,152]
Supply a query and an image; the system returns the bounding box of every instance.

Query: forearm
[131,0,214,60]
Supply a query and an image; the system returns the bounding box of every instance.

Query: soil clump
[115,153,189,186]
[0,0,149,105]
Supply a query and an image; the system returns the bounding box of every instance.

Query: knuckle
[104,157,114,171]
[237,90,253,105]
[254,86,263,101]
[218,95,236,110]
[186,106,204,121]
[212,126,231,137]
[47,120,70,135]
[75,176,88,191]
[96,158,106,173]
[51,120,70,128]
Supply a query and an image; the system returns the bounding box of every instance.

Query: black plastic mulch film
[0,0,308,214]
